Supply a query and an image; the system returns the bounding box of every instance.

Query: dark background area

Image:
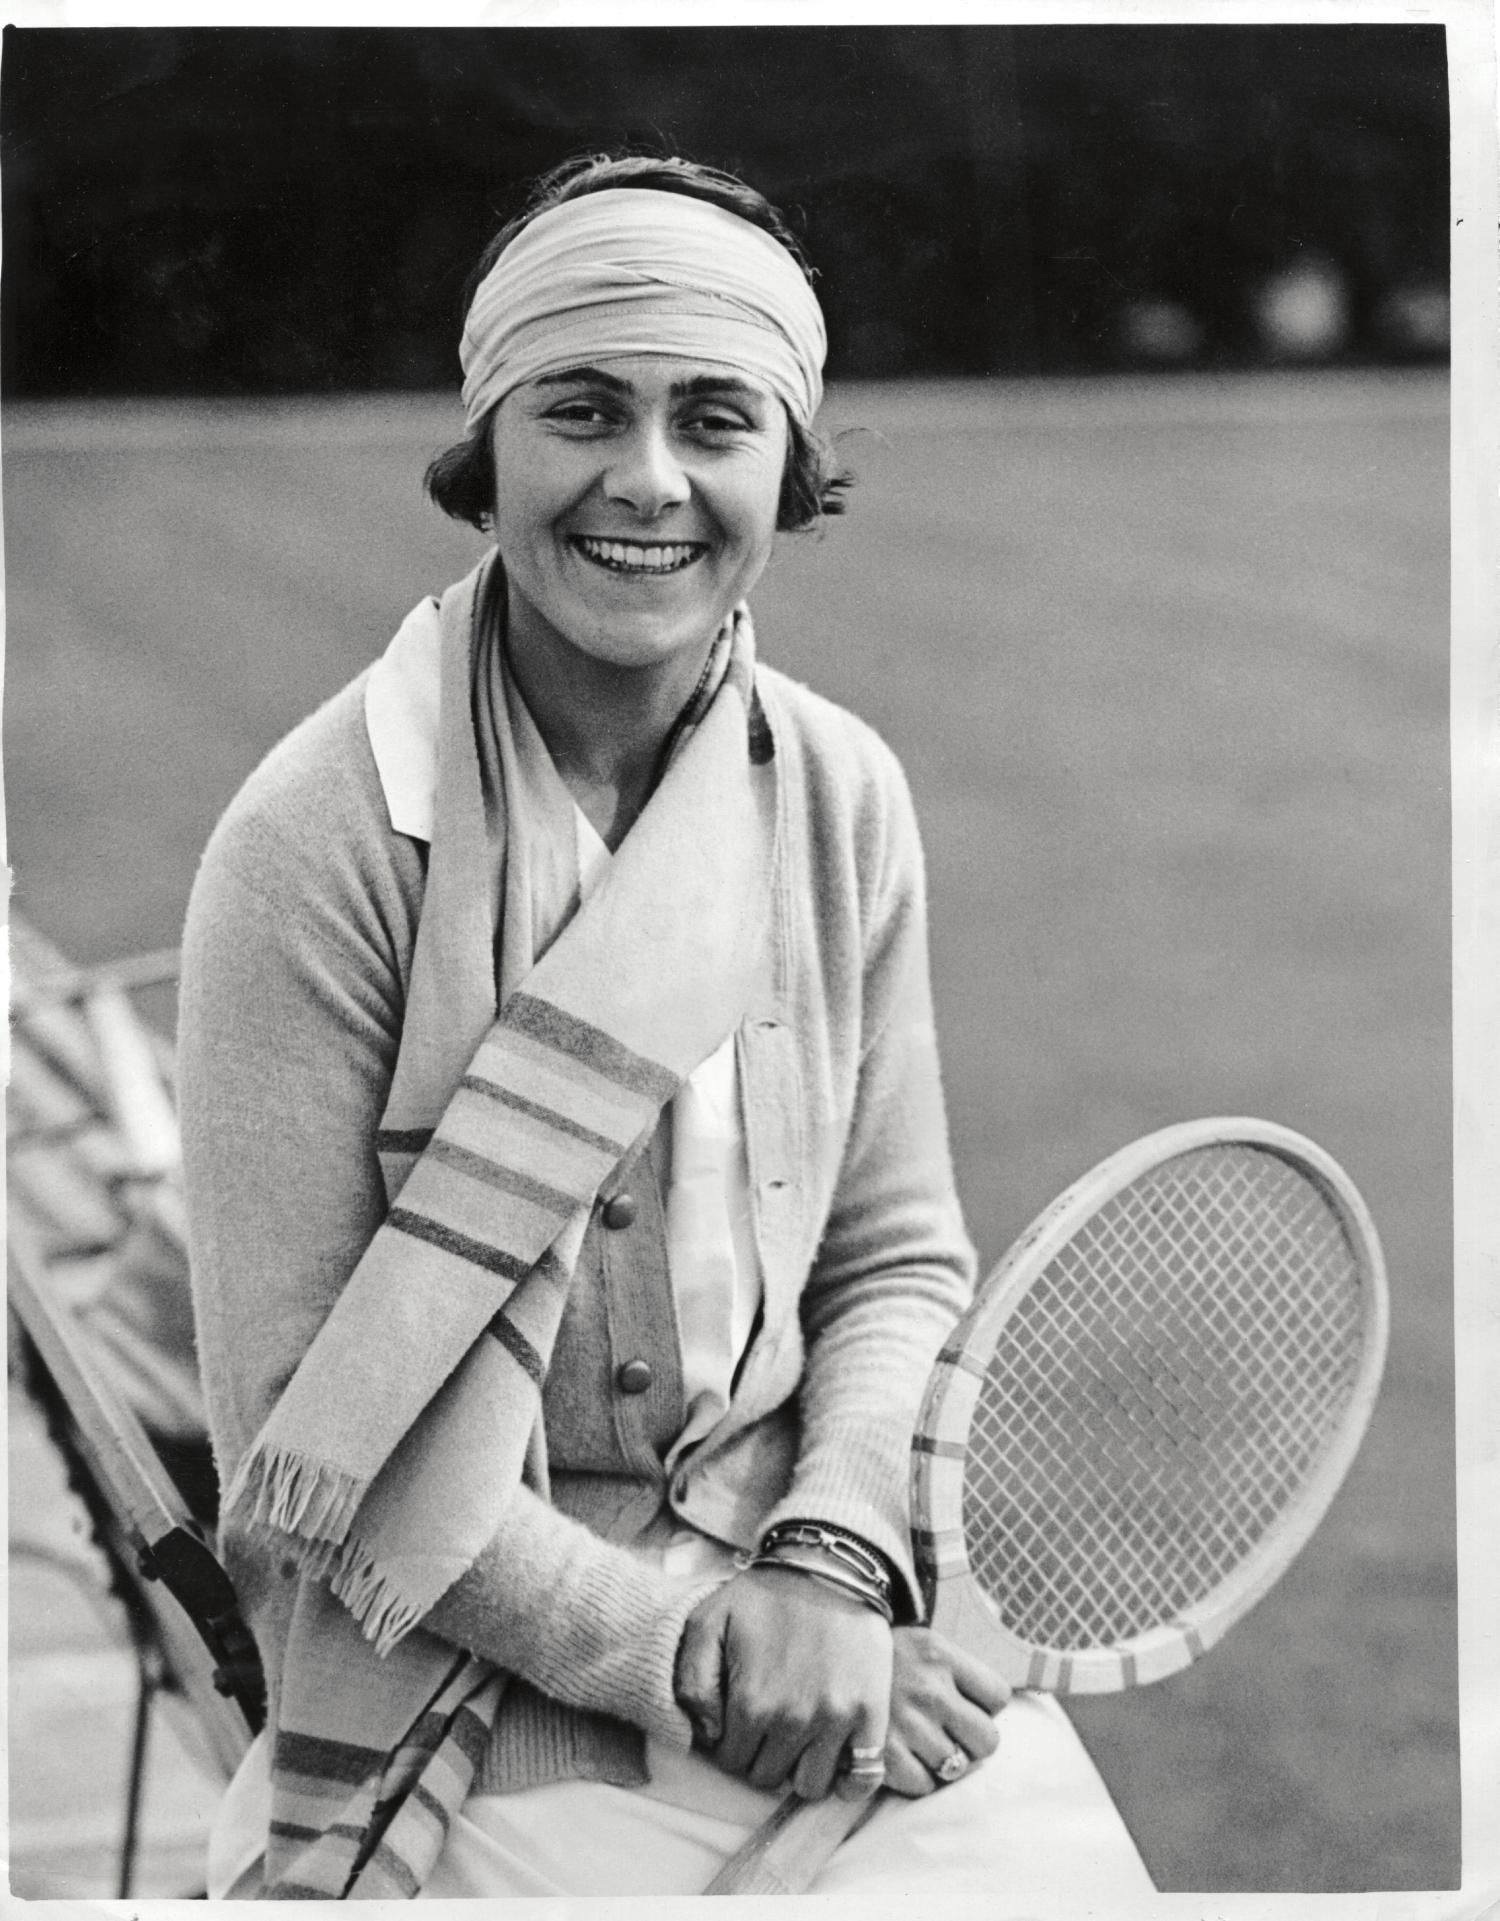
[1,23,1448,397]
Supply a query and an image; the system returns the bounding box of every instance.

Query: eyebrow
[533,366,769,404]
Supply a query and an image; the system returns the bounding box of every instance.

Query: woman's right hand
[675,1565,894,1802]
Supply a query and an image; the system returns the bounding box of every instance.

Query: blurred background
[2,23,1450,394]
[4,21,1453,1901]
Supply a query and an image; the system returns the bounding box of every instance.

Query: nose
[603,419,691,519]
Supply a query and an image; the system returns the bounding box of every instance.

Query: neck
[501,593,719,849]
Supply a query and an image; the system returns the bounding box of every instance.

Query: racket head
[914,1118,1388,1694]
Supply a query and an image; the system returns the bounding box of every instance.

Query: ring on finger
[845,1743,886,1782]
[933,1746,970,1784]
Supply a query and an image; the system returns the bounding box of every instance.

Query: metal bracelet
[757,1521,895,1600]
[747,1548,895,1623]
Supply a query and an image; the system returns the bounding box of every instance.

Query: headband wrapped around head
[460,187,827,430]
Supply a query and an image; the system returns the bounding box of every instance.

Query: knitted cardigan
[179,648,976,1796]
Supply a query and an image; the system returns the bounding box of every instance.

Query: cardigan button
[601,1192,637,1230]
[616,1359,653,1395]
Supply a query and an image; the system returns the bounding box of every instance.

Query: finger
[834,1692,890,1804]
[886,1681,955,1757]
[747,1720,810,1794]
[947,1644,1013,1718]
[715,1692,762,1779]
[893,1690,999,1784]
[915,1717,1002,1792]
[880,1735,937,1799]
[791,1725,850,1803]
[941,1694,1003,1763]
[675,1609,727,1750]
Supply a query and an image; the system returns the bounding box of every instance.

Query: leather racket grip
[704,1787,883,1896]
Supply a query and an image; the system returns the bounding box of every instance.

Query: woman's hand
[675,1565,893,1801]
[880,1625,1011,1797]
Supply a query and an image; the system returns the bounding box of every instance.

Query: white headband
[459,187,827,430]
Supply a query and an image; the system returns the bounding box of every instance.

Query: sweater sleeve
[178,737,716,1746]
[425,1498,723,1746]
[758,742,977,1619]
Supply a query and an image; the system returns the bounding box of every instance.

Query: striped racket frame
[912,1117,1388,1695]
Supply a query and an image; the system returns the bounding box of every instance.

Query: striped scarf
[220,554,777,1897]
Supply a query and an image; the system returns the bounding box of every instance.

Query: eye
[543,396,620,431]
[682,404,756,439]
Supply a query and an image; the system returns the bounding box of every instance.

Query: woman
[181,152,1153,1899]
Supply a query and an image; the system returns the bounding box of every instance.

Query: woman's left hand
[880,1624,1011,1797]
[676,1564,893,1800]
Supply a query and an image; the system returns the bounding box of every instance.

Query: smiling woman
[175,151,1155,1900]
[486,356,788,844]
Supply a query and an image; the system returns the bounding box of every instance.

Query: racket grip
[704,1787,882,1896]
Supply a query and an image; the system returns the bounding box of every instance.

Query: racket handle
[705,1787,882,1896]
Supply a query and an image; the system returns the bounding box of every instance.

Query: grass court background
[3,366,1454,1893]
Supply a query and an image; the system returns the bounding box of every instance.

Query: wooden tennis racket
[706,1116,1388,1895]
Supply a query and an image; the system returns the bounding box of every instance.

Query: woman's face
[488,355,789,676]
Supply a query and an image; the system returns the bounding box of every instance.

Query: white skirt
[209,1690,1152,1901]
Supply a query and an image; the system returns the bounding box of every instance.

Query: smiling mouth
[572,536,707,576]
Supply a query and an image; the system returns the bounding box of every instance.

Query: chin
[563,605,725,671]
[583,630,710,672]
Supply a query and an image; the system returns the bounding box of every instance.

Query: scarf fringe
[224,1441,367,1548]
[226,1444,430,1656]
[330,1542,428,1657]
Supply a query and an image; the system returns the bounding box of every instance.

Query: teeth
[576,537,702,574]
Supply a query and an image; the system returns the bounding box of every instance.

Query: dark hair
[424,153,850,534]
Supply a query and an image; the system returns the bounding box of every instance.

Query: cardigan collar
[363,588,763,845]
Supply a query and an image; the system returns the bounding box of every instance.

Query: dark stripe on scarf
[368,1757,469,1846]
[375,1126,434,1153]
[386,1207,531,1280]
[503,992,679,1103]
[654,630,724,773]
[426,1136,576,1218]
[412,1780,455,1830]
[268,1820,369,1847]
[459,1075,623,1156]
[366,1842,422,1898]
[274,1728,387,1784]
[451,1701,495,1766]
[488,1307,545,1385]
[748,685,775,765]
[269,1820,332,1845]
[404,1699,495,1771]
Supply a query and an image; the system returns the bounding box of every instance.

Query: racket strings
[996,1173,1359,1628]
[959,1146,1366,1650]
